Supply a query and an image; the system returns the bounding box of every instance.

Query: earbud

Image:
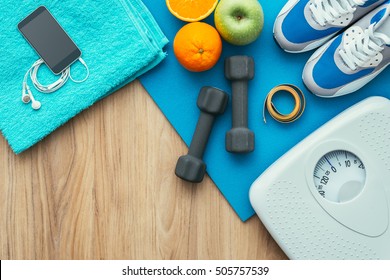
[22,93,31,103]
[22,83,31,103]
[31,100,41,110]
[26,85,41,110]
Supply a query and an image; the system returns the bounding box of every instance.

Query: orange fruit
[166,0,218,22]
[173,22,222,72]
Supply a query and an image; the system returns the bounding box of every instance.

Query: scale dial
[313,150,366,203]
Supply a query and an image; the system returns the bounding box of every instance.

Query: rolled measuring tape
[263,84,305,123]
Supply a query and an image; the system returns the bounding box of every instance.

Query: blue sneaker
[274,0,386,53]
[303,1,390,97]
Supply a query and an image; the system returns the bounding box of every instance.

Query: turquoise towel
[0,0,168,153]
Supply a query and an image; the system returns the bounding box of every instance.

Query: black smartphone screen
[18,6,81,74]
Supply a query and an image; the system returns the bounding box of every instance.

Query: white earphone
[22,84,41,110]
[22,57,89,110]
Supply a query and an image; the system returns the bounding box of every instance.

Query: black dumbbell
[175,87,229,183]
[225,56,255,153]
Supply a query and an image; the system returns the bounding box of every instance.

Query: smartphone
[18,6,81,74]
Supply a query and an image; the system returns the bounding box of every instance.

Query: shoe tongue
[374,6,390,44]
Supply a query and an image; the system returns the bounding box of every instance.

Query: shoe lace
[309,0,366,26]
[339,24,390,70]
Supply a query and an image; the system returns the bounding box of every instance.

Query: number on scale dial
[313,150,366,203]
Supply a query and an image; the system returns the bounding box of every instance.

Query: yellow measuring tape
[263,84,305,123]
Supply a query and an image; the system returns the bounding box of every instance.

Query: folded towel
[0,0,168,153]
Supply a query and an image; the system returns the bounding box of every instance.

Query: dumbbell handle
[188,113,215,159]
[231,81,248,128]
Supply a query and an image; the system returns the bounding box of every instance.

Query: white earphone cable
[22,57,89,110]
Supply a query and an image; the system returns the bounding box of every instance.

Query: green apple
[214,0,264,46]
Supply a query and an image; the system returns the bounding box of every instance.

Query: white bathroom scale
[250,96,390,260]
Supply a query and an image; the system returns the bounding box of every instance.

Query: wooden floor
[0,81,287,260]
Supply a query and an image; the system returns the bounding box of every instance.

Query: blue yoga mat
[140,0,390,221]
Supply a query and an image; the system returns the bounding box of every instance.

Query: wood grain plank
[0,81,287,260]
